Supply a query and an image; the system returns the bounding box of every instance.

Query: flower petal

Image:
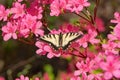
[44,45,52,52]
[74,70,81,76]
[47,53,54,58]
[113,70,120,78]
[3,33,12,41]
[104,72,113,80]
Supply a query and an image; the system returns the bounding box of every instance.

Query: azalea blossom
[30,21,44,36]
[0,5,9,21]
[111,12,120,24]
[35,41,61,58]
[11,2,25,18]
[66,0,90,14]
[77,29,100,48]
[2,22,17,41]
[74,58,95,76]
[113,24,120,40]
[100,55,120,79]
[26,0,43,19]
[16,75,29,80]
[59,23,80,33]
[50,0,67,16]
[110,12,120,40]
[102,41,119,55]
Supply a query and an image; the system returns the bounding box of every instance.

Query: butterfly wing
[40,34,60,50]
[62,32,82,50]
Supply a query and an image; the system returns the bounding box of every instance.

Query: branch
[74,13,92,24]
[94,0,100,21]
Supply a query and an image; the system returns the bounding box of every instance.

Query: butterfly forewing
[62,32,82,50]
[40,34,60,50]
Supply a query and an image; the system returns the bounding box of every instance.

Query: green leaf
[44,64,53,73]
[6,0,13,8]
[92,69,103,74]
[44,64,54,80]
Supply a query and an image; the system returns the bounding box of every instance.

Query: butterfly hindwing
[62,32,82,50]
[40,34,60,50]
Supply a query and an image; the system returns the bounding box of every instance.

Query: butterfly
[39,32,82,50]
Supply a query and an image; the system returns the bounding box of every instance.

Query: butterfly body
[39,32,82,50]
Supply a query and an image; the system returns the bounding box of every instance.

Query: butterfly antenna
[46,27,51,31]
[43,27,51,34]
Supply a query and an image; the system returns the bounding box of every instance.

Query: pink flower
[2,22,17,41]
[87,29,100,44]
[70,76,81,80]
[0,76,5,80]
[79,73,103,80]
[43,45,61,58]
[102,41,118,55]
[43,73,50,80]
[30,21,44,36]
[22,14,37,27]
[50,0,67,16]
[100,55,120,79]
[16,75,29,80]
[111,12,120,24]
[34,77,40,80]
[95,18,105,32]
[17,14,44,37]
[74,58,95,76]
[58,72,74,80]
[107,34,118,41]
[79,17,105,32]
[50,23,81,34]
[111,12,120,40]
[77,29,100,48]
[37,7,43,19]
[18,0,23,2]
[35,41,61,58]
[50,29,61,34]
[11,2,25,18]
[81,73,95,80]
[41,0,53,4]
[35,41,48,55]
[15,19,30,38]
[0,5,9,21]
[113,24,120,40]
[66,0,90,14]
[26,0,43,19]
[59,23,80,33]
[22,14,44,36]
[77,34,88,48]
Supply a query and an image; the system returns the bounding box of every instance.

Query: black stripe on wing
[39,34,59,50]
[62,33,82,50]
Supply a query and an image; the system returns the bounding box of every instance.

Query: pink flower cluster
[16,75,29,80]
[100,55,120,79]
[50,0,90,16]
[71,12,120,79]
[29,10,120,79]
[15,73,51,80]
[111,12,120,40]
[72,53,120,80]
[0,0,120,80]
[1,0,44,41]
[35,41,61,58]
